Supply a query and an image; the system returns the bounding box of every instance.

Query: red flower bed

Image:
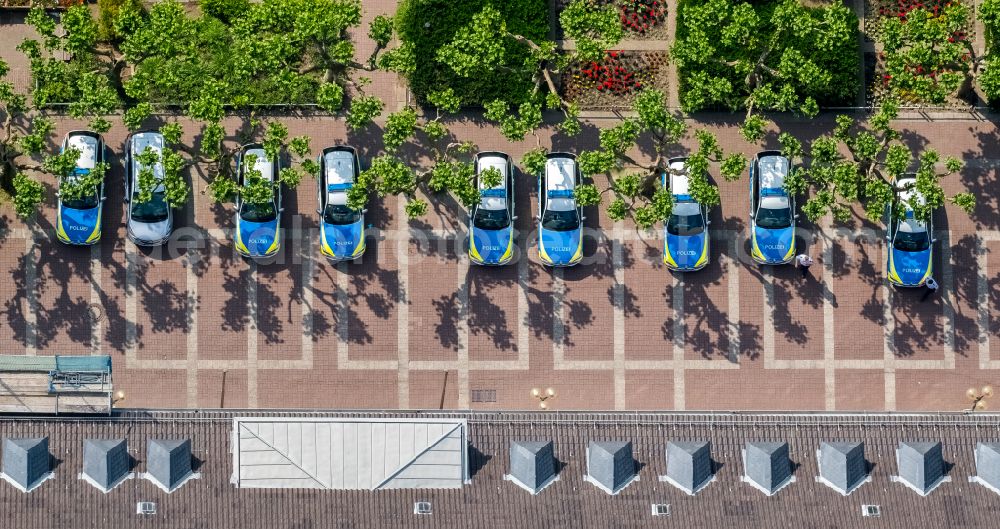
[619,0,666,34]
[877,0,957,21]
[579,51,643,95]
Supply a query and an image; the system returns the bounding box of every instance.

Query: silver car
[124,131,173,246]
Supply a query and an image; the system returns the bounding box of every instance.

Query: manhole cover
[88,303,105,323]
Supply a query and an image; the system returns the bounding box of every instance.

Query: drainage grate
[414,501,432,515]
[862,505,881,517]
[136,502,156,515]
[471,389,497,403]
[651,504,670,517]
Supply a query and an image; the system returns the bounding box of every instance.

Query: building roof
[1,437,51,492]
[663,440,713,494]
[818,441,868,495]
[507,440,556,494]
[1,411,1000,528]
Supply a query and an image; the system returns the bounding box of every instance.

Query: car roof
[477,155,508,211]
[130,133,165,190]
[324,150,354,207]
[668,159,690,196]
[895,177,927,232]
[67,133,99,170]
[758,155,788,190]
[245,148,274,182]
[545,157,576,212]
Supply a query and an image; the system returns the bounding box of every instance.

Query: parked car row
[49,132,936,287]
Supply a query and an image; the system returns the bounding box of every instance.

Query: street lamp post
[530,387,556,410]
[966,385,994,412]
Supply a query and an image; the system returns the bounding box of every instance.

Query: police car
[56,131,107,245]
[234,144,282,259]
[749,151,797,265]
[886,174,934,287]
[663,157,710,271]
[537,153,583,267]
[318,146,365,261]
[124,131,173,246]
[469,151,516,266]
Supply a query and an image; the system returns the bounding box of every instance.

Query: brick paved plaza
[0,2,998,412]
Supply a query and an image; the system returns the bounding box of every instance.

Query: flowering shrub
[580,51,644,94]
[619,0,666,34]
[877,0,957,21]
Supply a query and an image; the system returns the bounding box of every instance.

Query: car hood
[539,227,582,265]
[665,230,708,270]
[889,247,932,286]
[470,224,514,264]
[753,225,795,263]
[59,204,101,244]
[128,217,172,245]
[321,219,365,259]
[237,218,280,256]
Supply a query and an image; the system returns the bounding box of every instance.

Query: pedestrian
[796,253,814,278]
[921,277,939,302]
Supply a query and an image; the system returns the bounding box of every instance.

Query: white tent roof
[231,417,469,490]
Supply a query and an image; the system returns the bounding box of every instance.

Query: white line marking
[613,223,625,410]
[90,243,102,355]
[397,201,410,408]
[727,237,740,363]
[246,260,258,408]
[124,240,137,365]
[552,266,566,366]
[515,251,530,370]
[763,268,776,368]
[940,230,955,369]
[673,272,685,411]
[457,250,470,409]
[186,250,198,407]
[883,280,896,411]
[23,234,37,356]
[978,232,1000,369]
[822,229,835,410]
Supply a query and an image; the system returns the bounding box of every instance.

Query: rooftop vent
[742,442,794,496]
[506,441,558,494]
[817,441,869,495]
[661,441,713,495]
[651,504,670,517]
[81,438,132,493]
[895,441,948,496]
[972,442,1000,494]
[585,441,638,495]
[144,439,197,493]
[1,437,52,493]
[136,502,156,515]
[413,501,432,515]
[861,504,881,517]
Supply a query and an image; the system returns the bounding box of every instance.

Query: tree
[546,89,746,229]
[671,0,858,141]
[877,3,973,105]
[775,101,975,224]
[0,58,51,218]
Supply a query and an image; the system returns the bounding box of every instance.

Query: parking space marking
[673,272,685,411]
[23,231,37,356]
[940,230,956,370]
[613,223,625,410]
[90,243,102,355]
[727,237,740,363]
[978,231,1000,369]
[456,249,470,409]
[882,269,897,410]
[186,250,199,407]
[124,240,139,364]
[246,260,258,407]
[822,226,836,410]
[397,202,410,409]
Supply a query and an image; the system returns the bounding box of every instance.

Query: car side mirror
[101,197,106,202]
[581,216,587,221]
[279,207,285,213]
[794,214,800,219]
[706,220,711,225]
[123,195,129,203]
[362,209,368,214]
[932,238,938,243]
[55,191,60,198]
[316,208,322,215]
[512,215,519,221]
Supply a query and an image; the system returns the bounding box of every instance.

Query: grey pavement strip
[246,260,258,408]
[727,237,741,363]
[90,243,102,356]
[979,231,1000,370]
[457,248,470,409]
[822,224,836,411]
[613,223,625,410]
[397,200,410,409]
[23,232,37,356]
[124,239,138,366]
[673,271,685,411]
[186,249,199,408]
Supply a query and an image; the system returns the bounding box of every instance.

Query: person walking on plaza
[921,277,939,302]
[796,253,814,278]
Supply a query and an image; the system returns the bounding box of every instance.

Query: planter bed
[556,0,669,41]
[560,50,669,110]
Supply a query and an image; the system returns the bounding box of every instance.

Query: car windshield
[667,213,704,236]
[63,192,99,210]
[473,206,510,230]
[324,204,361,226]
[131,192,169,223]
[241,201,277,223]
[894,229,929,252]
[755,207,792,229]
[541,209,580,232]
